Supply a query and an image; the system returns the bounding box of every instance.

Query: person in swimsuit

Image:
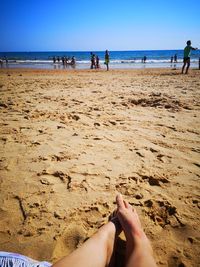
[95,55,100,69]
[105,50,110,71]
[181,40,198,74]
[90,53,95,69]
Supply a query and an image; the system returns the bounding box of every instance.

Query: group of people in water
[171,54,178,63]
[90,50,110,70]
[141,56,147,63]
[52,50,110,71]
[0,57,8,67]
[90,53,100,69]
[53,56,76,66]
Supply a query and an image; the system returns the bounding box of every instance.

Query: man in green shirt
[181,40,198,74]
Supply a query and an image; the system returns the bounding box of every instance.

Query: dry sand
[0,68,200,267]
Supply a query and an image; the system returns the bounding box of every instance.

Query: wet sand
[0,68,200,266]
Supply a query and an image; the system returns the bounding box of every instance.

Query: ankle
[126,231,153,255]
[97,222,116,265]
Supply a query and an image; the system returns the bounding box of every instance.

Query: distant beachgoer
[0,59,3,68]
[57,56,60,63]
[53,56,56,63]
[61,57,65,65]
[143,56,147,63]
[71,56,76,65]
[105,50,110,71]
[4,57,8,64]
[170,56,173,63]
[182,40,198,74]
[63,57,66,65]
[95,55,100,69]
[65,57,69,65]
[174,54,177,63]
[90,53,95,69]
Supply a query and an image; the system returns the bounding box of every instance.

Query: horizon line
[0,48,184,53]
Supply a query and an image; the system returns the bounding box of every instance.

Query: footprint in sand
[52,224,86,261]
[168,255,188,267]
[37,170,72,190]
[138,174,170,187]
[52,202,111,261]
[148,146,172,163]
[143,199,184,228]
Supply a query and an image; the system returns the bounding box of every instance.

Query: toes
[128,203,132,211]
[124,200,129,209]
[116,194,125,209]
[124,200,132,211]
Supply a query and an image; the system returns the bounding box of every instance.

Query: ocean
[0,50,199,70]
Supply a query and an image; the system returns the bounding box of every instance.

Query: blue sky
[0,0,199,51]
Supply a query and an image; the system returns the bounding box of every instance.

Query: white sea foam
[2,57,199,70]
[8,58,199,65]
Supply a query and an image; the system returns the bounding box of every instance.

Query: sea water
[0,50,199,70]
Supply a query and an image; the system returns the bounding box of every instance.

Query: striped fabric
[0,251,51,267]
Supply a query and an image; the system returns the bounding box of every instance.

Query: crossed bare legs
[53,194,157,267]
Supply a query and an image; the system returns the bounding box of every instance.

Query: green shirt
[184,45,193,58]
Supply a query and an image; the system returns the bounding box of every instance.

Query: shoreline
[0,62,199,71]
[0,67,199,74]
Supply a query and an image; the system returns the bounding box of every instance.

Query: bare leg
[116,194,157,267]
[52,221,118,267]
[181,63,186,74]
[185,62,190,74]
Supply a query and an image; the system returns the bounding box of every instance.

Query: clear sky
[0,0,199,51]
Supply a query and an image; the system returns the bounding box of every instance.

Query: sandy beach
[0,68,200,266]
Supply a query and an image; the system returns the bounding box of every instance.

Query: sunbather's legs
[52,220,117,267]
[53,194,157,267]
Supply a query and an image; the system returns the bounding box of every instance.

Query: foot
[116,194,157,267]
[116,194,152,251]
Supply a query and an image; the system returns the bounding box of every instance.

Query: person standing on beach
[95,55,100,69]
[71,56,76,65]
[182,40,198,74]
[90,53,95,69]
[174,54,177,63]
[0,59,3,68]
[61,57,65,66]
[105,50,110,71]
